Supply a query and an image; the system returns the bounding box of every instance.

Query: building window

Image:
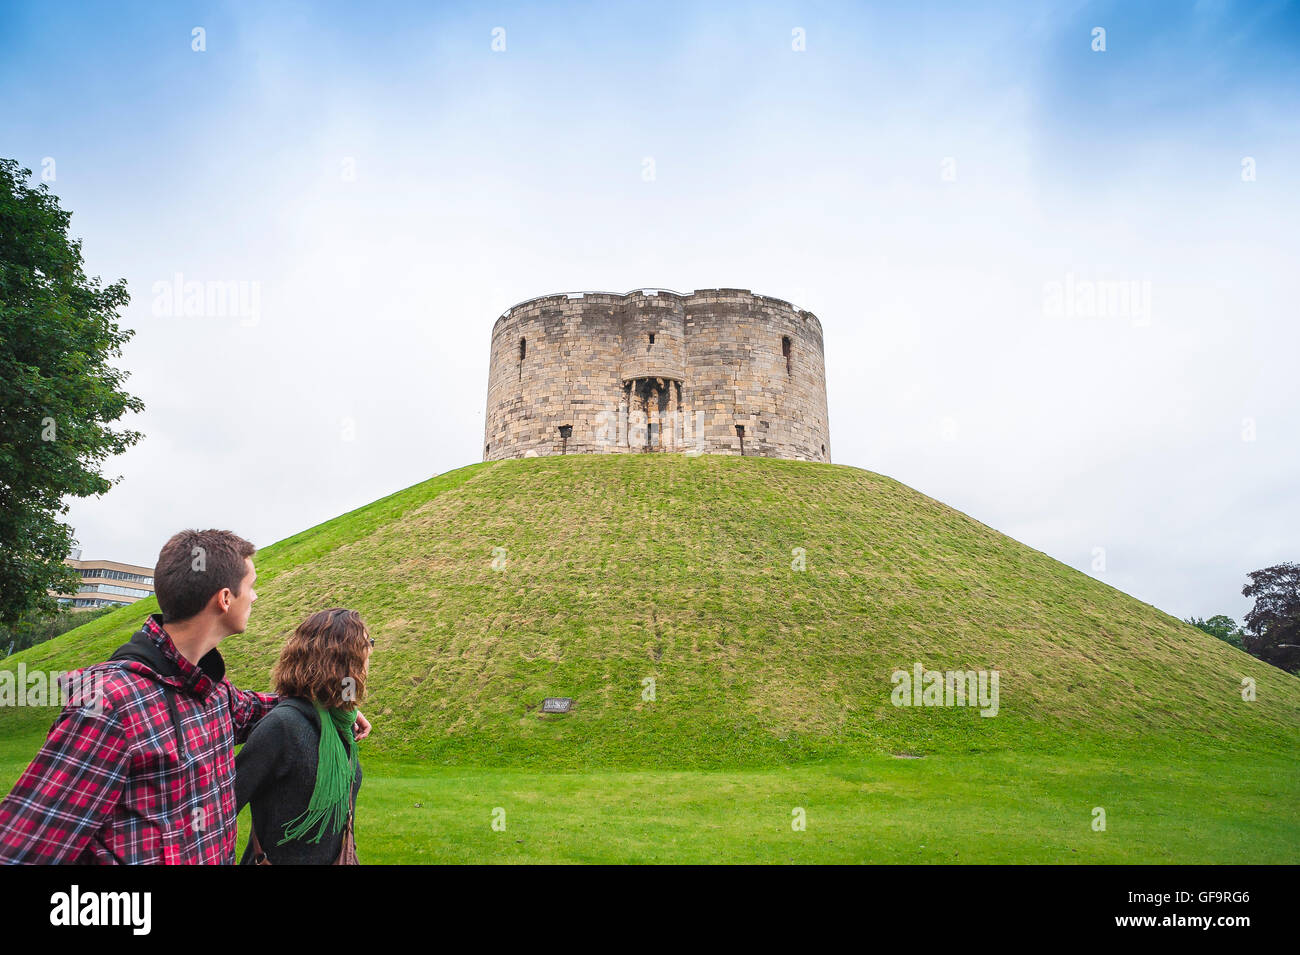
[518,337,526,380]
[782,335,792,375]
[78,583,150,598]
[72,597,126,609]
[79,568,154,584]
[649,333,655,345]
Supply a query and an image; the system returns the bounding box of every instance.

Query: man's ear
[208,587,233,615]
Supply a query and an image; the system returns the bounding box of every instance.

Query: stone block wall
[483,289,830,462]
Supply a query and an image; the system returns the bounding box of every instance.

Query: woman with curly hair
[236,608,373,864]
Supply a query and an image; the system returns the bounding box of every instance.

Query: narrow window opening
[781,335,792,375]
[518,337,526,381]
[821,444,826,458]
[558,424,572,454]
[649,333,655,345]
[735,424,745,456]
[486,444,491,456]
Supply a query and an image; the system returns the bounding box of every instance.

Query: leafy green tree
[1184,614,1245,650]
[0,159,143,626]
[1241,563,1300,674]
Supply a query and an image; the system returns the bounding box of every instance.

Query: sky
[2,0,1297,623]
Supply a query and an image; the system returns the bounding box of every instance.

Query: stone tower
[483,288,831,462]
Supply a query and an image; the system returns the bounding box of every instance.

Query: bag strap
[248,821,271,865]
[250,812,353,865]
[249,807,356,865]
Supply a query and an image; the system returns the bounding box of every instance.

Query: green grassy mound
[3,455,1296,770]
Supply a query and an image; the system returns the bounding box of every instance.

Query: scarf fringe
[277,702,357,846]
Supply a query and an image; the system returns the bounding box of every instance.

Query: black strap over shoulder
[276,696,320,726]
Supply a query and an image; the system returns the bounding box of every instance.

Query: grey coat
[235,697,363,865]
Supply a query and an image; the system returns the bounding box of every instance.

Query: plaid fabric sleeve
[225,682,279,744]
[0,695,130,864]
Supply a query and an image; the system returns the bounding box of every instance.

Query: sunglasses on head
[328,609,374,647]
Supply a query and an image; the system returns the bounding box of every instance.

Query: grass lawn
[224,747,1300,864]
[5,730,1292,864]
[3,457,1296,863]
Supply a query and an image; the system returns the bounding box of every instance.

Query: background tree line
[1186,562,1300,675]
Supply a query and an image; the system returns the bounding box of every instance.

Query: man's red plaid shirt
[0,614,277,864]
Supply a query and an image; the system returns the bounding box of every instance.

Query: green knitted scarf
[278,702,358,845]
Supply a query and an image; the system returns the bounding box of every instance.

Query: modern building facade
[54,558,156,610]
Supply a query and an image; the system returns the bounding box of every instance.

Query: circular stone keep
[482,289,831,462]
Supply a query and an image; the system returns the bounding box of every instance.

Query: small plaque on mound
[542,697,573,713]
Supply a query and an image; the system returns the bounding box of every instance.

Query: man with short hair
[0,529,369,864]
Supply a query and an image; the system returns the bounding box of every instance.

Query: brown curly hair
[272,608,371,709]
